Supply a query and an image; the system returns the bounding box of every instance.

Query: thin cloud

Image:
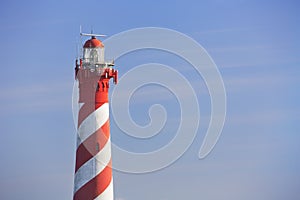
[0,81,73,114]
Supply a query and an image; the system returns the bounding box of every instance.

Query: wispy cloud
[192,27,254,35]
[0,81,73,114]
[226,108,297,126]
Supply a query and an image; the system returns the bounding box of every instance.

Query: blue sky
[0,0,299,200]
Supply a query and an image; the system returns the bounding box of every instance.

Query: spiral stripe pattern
[73,102,113,200]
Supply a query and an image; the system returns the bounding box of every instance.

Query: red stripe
[75,120,110,172]
[74,160,112,200]
[78,104,94,128]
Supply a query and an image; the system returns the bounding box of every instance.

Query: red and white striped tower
[73,35,118,200]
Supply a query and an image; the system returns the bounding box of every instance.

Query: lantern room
[82,36,105,67]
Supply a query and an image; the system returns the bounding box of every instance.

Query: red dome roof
[83,36,104,48]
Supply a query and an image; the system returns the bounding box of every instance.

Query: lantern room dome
[83,36,104,48]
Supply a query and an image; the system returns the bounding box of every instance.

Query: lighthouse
[73,33,117,200]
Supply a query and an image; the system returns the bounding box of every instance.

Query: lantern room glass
[83,47,105,66]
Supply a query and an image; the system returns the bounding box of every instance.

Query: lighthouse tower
[73,35,117,200]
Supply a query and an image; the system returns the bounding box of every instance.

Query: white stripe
[79,102,84,110]
[74,139,112,193]
[77,103,109,147]
[94,179,114,200]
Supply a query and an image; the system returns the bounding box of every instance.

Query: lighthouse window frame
[83,47,105,65]
[96,143,100,151]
